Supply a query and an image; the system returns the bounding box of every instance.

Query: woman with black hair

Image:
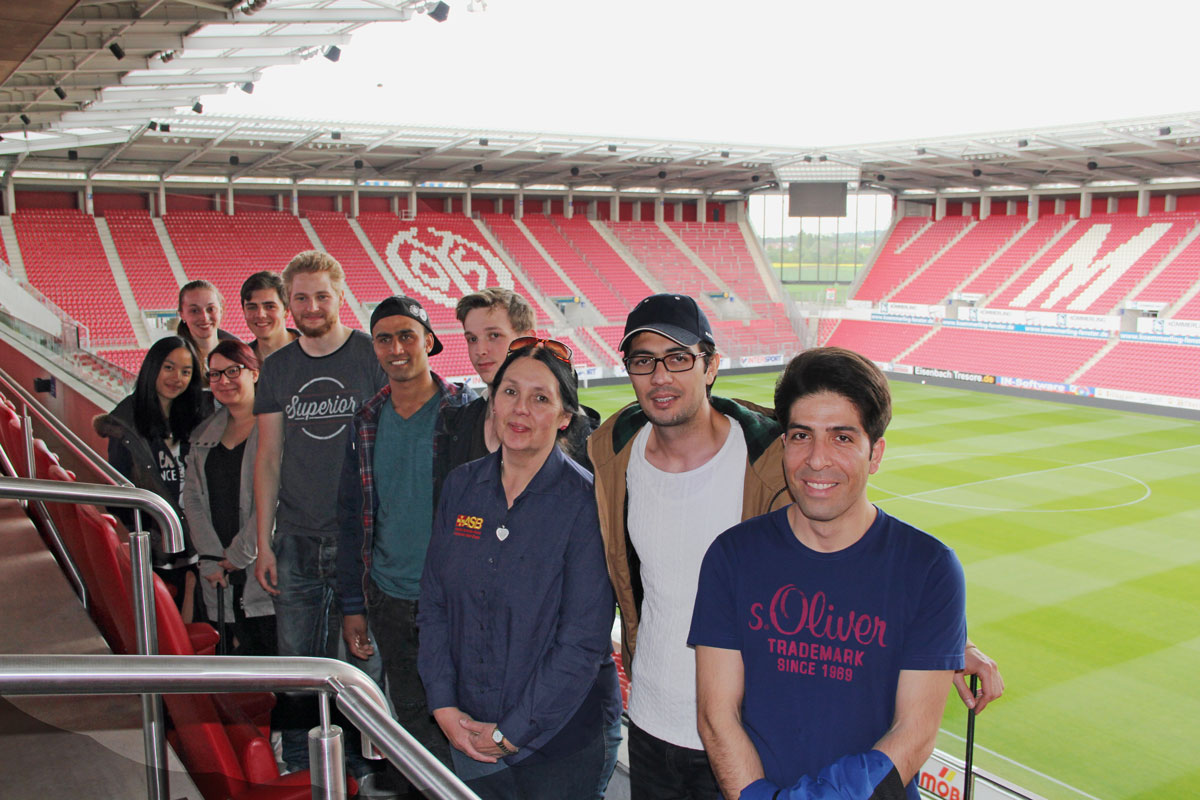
[94,335,209,620]
[419,338,621,800]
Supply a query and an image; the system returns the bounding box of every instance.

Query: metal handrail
[0,654,480,800]
[0,476,185,800]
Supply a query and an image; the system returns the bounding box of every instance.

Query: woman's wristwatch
[492,728,514,755]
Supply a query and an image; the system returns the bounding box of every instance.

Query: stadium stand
[608,221,723,302]
[1133,223,1200,312]
[520,214,628,319]
[162,211,357,339]
[669,221,772,305]
[905,327,1107,384]
[552,216,654,308]
[959,216,1071,298]
[852,216,935,301]
[13,209,135,344]
[102,209,180,310]
[890,215,1027,304]
[1077,341,1200,398]
[823,319,933,363]
[481,213,578,301]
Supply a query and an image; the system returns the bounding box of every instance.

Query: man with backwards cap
[588,294,1004,800]
[337,295,475,772]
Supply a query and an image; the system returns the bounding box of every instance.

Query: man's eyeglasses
[508,336,573,363]
[206,364,248,383]
[623,351,702,375]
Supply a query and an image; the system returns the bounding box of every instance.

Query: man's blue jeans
[272,532,381,771]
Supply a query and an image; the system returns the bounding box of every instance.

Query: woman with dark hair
[94,335,208,619]
[182,339,276,654]
[177,279,238,371]
[419,338,621,800]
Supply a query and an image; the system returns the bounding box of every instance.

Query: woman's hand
[433,707,498,763]
[218,557,236,572]
[459,718,517,758]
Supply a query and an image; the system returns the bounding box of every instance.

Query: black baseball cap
[370,295,443,355]
[620,294,715,352]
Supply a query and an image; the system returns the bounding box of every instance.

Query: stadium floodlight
[148,121,158,130]
[429,2,450,22]
[54,86,67,100]
[876,174,886,181]
[972,168,983,177]
[324,45,341,62]
[229,155,239,165]
[355,159,364,169]
[20,114,31,126]
[109,42,126,60]
[1086,161,1098,170]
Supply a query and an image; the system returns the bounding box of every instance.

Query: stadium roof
[2,1,1200,197]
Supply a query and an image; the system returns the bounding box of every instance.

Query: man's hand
[433,707,497,763]
[255,547,279,595]
[954,642,1004,714]
[203,570,229,588]
[459,718,516,759]
[342,614,374,660]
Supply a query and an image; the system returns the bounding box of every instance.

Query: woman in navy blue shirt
[418,338,620,800]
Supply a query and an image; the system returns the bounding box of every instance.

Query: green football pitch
[580,373,1200,800]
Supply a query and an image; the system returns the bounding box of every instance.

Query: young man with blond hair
[253,250,385,772]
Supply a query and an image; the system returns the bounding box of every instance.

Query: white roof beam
[489,141,602,180]
[232,130,323,179]
[146,55,303,70]
[57,108,183,124]
[165,123,245,177]
[121,71,261,86]
[178,34,351,50]
[231,9,417,23]
[0,131,131,156]
[89,124,152,177]
[99,87,219,103]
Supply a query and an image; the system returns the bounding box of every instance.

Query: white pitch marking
[938,728,1105,800]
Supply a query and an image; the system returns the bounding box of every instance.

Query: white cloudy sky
[203,0,1197,235]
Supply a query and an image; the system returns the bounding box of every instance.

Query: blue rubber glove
[738,750,904,800]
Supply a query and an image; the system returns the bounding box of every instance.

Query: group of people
[97,248,1005,800]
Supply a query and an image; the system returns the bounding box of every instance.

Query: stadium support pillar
[226,185,235,216]
[407,189,417,217]
[351,183,360,218]
[464,186,472,218]
[158,181,166,217]
[84,179,94,216]
[1079,190,1091,218]
[1165,193,1177,212]
[1006,199,1016,216]
[698,194,707,223]
[1137,188,1150,217]
[1027,194,1038,222]
[588,199,598,220]
[1107,196,1119,214]
[1054,198,1065,215]
[516,189,524,220]
[291,186,299,216]
[390,195,399,215]
[565,190,574,219]
[3,179,13,215]
[632,201,641,222]
[727,199,746,223]
[934,195,946,221]
[979,195,991,220]
[610,192,620,222]
[654,193,664,223]
[673,200,683,222]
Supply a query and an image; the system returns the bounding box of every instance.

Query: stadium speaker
[751,175,760,182]
[429,2,450,22]
[192,102,203,114]
[160,123,170,132]
[1017,138,1029,147]
[355,159,364,169]
[1087,161,1098,170]
[229,155,239,165]
[54,86,67,100]
[20,114,31,126]
[972,168,982,177]
[109,42,126,60]
[570,166,580,176]
[803,156,812,162]
[876,174,885,182]
[608,144,618,153]
[67,150,78,161]
[474,164,483,173]
[324,45,341,62]
[148,121,158,130]
[720,150,730,159]
[479,137,488,146]
[1159,126,1171,136]
[240,82,255,94]
[658,170,667,179]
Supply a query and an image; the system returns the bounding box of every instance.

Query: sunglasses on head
[508,336,573,364]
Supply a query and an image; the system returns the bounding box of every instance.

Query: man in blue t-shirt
[336,295,475,776]
[689,347,968,800]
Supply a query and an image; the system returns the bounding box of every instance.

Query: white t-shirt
[626,416,747,749]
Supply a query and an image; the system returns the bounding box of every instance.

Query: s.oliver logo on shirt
[748,584,888,682]
[453,514,484,539]
[284,376,360,441]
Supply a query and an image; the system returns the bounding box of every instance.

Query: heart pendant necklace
[496,525,509,541]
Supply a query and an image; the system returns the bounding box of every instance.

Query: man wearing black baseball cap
[589,293,790,799]
[336,295,474,781]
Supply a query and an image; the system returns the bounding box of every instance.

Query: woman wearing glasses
[418,338,621,800]
[182,339,276,654]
